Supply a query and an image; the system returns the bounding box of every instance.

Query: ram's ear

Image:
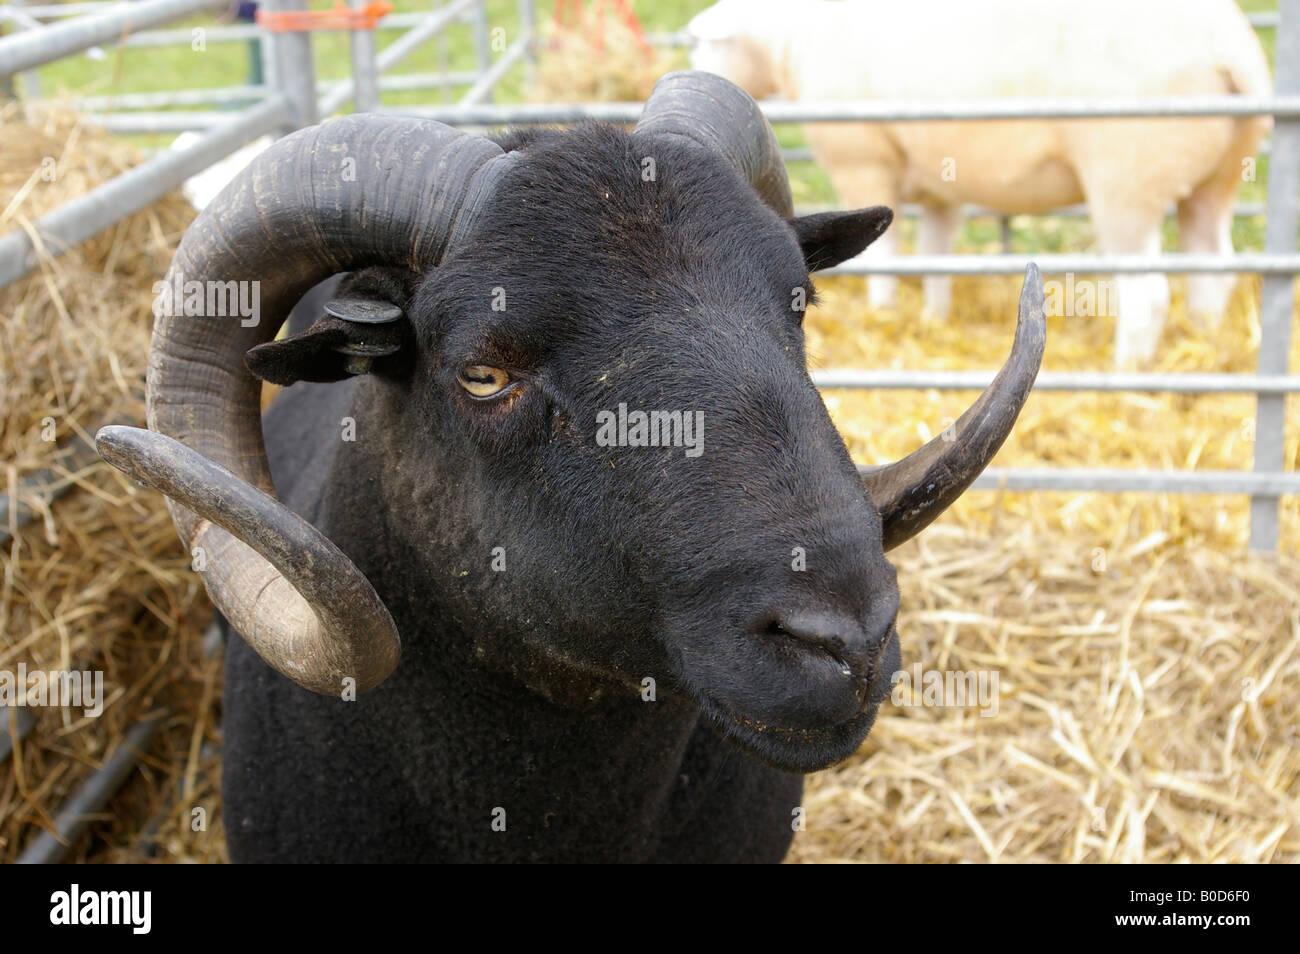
[246,319,352,385]
[788,206,894,272]
[246,306,408,386]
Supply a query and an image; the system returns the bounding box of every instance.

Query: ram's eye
[457,365,512,399]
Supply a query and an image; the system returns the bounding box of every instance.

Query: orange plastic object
[551,0,649,55]
[256,1,392,33]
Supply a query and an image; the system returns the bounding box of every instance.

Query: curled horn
[864,265,1047,550]
[96,114,509,694]
[633,70,794,216]
[632,74,1046,552]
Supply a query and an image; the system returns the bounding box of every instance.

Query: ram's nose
[764,609,890,669]
[746,599,898,728]
[759,600,894,670]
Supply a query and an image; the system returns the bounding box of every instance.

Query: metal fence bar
[794,200,1273,220]
[261,0,316,129]
[15,714,163,864]
[265,69,483,118]
[4,1,1292,541]
[435,0,451,102]
[0,704,37,766]
[1251,0,1300,550]
[0,3,483,23]
[374,0,479,75]
[1,3,128,19]
[4,4,1277,50]
[458,33,529,106]
[117,21,261,46]
[518,0,535,65]
[386,96,1300,127]
[0,0,225,73]
[0,0,103,91]
[348,0,379,112]
[316,77,352,117]
[0,432,105,546]
[322,0,492,117]
[814,370,1300,395]
[110,9,484,47]
[59,70,488,114]
[651,13,1283,44]
[257,2,276,95]
[2,1,42,95]
[822,253,1300,275]
[0,7,487,42]
[370,68,478,90]
[64,84,268,110]
[0,95,288,289]
[787,139,1269,162]
[471,0,491,103]
[959,469,1300,496]
[81,109,242,132]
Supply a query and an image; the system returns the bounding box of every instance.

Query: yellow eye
[457,365,511,398]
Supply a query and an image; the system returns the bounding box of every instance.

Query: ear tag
[324,298,404,375]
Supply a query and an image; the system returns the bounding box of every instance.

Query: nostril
[741,606,897,728]
[757,610,864,675]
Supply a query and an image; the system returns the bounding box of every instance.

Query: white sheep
[688,0,1272,366]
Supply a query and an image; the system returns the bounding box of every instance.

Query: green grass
[23,0,1283,252]
[26,1,713,144]
[30,1,709,99]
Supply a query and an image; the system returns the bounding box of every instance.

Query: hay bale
[788,265,1299,862]
[530,16,678,103]
[0,104,221,863]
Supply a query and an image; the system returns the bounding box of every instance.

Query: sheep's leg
[1178,172,1241,328]
[1112,235,1169,369]
[818,157,901,308]
[861,225,900,309]
[1085,193,1170,368]
[918,203,963,320]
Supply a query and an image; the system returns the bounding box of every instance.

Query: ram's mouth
[698,629,900,774]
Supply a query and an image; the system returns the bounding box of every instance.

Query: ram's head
[98,72,1043,773]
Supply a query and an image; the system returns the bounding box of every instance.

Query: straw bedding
[0,108,1295,863]
[0,105,220,863]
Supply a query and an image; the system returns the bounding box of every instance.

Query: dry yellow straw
[2,102,1296,863]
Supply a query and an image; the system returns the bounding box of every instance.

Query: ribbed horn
[633,69,793,216]
[96,114,507,694]
[864,264,1047,550]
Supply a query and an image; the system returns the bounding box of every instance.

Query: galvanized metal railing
[0,0,1292,864]
[377,6,1300,551]
[0,1,1295,548]
[1,0,533,120]
[0,1,537,858]
[0,0,533,281]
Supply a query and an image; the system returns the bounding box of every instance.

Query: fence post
[472,0,492,103]
[434,0,451,102]
[348,0,379,112]
[1250,0,1300,551]
[519,0,537,65]
[261,0,318,130]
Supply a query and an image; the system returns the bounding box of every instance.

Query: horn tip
[1015,262,1048,371]
[95,425,171,489]
[1019,263,1047,329]
[1022,262,1044,305]
[95,424,138,467]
